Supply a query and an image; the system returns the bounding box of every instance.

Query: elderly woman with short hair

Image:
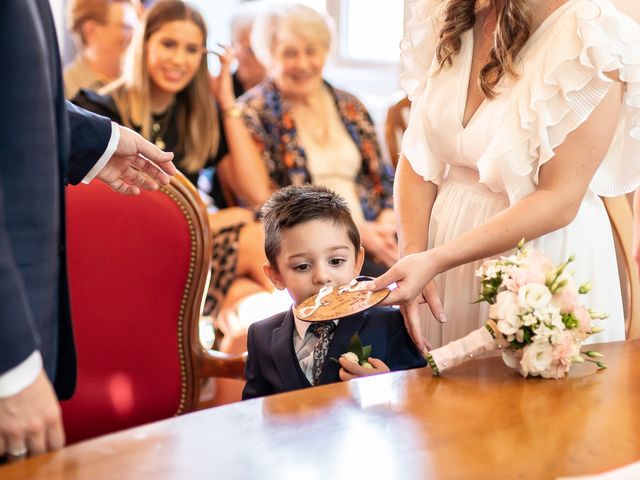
[238,3,397,274]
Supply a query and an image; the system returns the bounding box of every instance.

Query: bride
[370,0,640,350]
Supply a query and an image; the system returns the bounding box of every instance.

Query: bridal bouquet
[425,240,607,379]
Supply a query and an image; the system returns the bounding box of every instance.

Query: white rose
[498,305,522,335]
[492,291,518,317]
[496,302,522,335]
[361,362,374,369]
[522,312,538,326]
[549,308,565,329]
[485,265,500,279]
[533,322,554,339]
[518,283,552,310]
[519,339,553,376]
[341,352,359,363]
[502,350,520,369]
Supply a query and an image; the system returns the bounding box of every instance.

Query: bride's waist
[442,166,508,201]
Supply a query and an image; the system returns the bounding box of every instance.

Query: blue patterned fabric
[239,78,394,221]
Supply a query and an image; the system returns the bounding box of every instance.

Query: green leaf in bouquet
[522,326,533,344]
[348,333,364,359]
[477,278,501,304]
[362,345,372,361]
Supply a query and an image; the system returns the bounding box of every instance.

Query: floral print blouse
[239,78,394,221]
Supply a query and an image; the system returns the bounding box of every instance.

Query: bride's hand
[395,281,445,353]
[421,280,446,325]
[369,251,436,305]
[367,251,447,351]
[399,299,427,353]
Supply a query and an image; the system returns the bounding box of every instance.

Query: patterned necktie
[309,321,337,386]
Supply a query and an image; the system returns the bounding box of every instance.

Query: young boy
[242,185,426,400]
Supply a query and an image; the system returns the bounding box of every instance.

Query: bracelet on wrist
[221,105,242,118]
[424,351,440,376]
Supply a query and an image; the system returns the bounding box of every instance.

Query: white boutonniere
[331,333,373,368]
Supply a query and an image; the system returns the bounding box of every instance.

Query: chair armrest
[196,349,247,381]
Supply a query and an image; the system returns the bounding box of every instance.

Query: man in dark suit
[0,0,176,459]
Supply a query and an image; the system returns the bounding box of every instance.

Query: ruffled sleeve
[476,0,640,203]
[399,0,446,182]
[399,0,440,102]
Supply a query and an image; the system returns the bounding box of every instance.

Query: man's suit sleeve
[0,183,40,374]
[65,100,113,184]
[242,324,269,400]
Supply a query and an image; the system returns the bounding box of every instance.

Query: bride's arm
[394,154,436,258]
[392,154,440,350]
[376,82,623,305]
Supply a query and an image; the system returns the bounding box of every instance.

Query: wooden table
[3,341,639,480]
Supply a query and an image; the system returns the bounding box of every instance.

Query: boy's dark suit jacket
[0,0,112,399]
[242,306,427,400]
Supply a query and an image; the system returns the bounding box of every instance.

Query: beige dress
[296,93,366,223]
[63,55,107,100]
[401,0,640,347]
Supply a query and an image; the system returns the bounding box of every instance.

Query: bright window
[339,0,404,63]
[297,0,328,14]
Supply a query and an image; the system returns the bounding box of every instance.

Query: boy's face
[264,219,364,306]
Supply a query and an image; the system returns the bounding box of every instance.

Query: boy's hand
[338,357,390,381]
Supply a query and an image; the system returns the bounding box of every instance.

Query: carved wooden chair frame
[165,173,246,414]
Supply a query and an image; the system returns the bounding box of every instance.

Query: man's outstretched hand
[98,125,177,195]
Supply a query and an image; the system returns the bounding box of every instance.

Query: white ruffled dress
[400,0,640,347]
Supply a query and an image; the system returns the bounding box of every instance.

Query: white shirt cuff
[0,351,43,398]
[81,121,120,184]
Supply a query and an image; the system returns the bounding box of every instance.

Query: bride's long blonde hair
[435,0,532,98]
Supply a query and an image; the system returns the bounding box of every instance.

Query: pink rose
[525,250,555,275]
[553,286,578,313]
[573,305,592,335]
[503,266,547,292]
[551,331,577,364]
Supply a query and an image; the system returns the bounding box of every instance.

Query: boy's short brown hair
[260,185,361,270]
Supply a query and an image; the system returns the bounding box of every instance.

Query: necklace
[151,103,175,150]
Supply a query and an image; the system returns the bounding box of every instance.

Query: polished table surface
[3,340,639,480]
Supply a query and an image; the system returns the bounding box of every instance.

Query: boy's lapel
[318,312,366,385]
[271,309,310,390]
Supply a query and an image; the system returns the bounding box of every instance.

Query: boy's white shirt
[293,313,338,384]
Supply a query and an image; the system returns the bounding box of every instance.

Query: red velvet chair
[61,173,245,444]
